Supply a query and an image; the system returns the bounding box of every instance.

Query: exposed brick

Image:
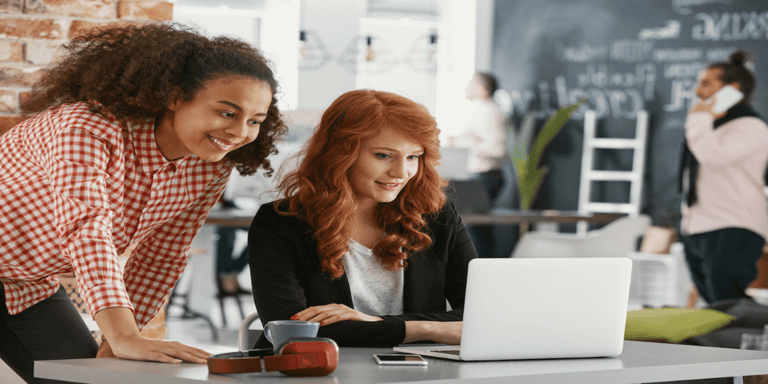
[0,41,23,62]
[26,0,117,19]
[25,40,66,65]
[0,65,44,87]
[0,0,23,13]
[0,89,17,112]
[69,19,140,39]
[118,1,172,21]
[0,17,68,39]
[0,115,25,136]
[18,90,30,106]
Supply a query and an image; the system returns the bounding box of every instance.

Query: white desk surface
[36,341,768,384]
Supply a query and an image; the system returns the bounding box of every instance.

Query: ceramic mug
[264,320,320,349]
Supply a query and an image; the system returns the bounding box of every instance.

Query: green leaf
[526,100,585,173]
[514,99,586,210]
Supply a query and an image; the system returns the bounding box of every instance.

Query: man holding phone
[680,50,768,304]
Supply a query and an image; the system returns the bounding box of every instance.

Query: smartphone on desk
[709,84,744,114]
[373,354,428,366]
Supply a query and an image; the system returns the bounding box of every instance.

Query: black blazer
[247,201,477,347]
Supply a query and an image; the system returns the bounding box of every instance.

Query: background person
[248,89,476,347]
[679,50,768,304]
[447,72,509,258]
[214,198,251,296]
[0,23,287,383]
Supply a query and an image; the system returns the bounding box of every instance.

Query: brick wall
[0,0,174,135]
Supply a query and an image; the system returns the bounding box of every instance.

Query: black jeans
[683,227,765,304]
[215,226,250,275]
[0,283,99,383]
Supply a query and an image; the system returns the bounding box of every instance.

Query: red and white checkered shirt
[0,102,232,328]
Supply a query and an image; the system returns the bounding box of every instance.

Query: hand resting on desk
[94,307,210,364]
[96,337,210,364]
[292,304,462,345]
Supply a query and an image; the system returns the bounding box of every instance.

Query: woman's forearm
[403,321,462,344]
[93,306,142,344]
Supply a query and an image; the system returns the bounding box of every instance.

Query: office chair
[238,312,262,351]
[510,215,650,259]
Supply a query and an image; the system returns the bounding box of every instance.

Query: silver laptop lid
[459,258,632,361]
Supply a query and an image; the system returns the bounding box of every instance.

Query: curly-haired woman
[248,89,476,348]
[0,23,287,381]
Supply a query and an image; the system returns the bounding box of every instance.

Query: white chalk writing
[664,78,698,111]
[663,62,706,79]
[692,12,768,40]
[558,43,609,63]
[638,20,682,40]
[653,48,703,62]
[610,40,655,63]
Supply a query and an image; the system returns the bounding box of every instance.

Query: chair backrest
[511,215,651,258]
[238,312,262,351]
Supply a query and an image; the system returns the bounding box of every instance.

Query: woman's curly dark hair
[20,22,287,176]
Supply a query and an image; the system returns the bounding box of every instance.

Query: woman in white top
[448,72,509,258]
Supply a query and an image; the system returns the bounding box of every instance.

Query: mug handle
[263,323,273,343]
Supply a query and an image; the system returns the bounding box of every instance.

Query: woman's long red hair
[277,89,446,278]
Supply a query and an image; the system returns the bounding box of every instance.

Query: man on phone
[680,50,768,304]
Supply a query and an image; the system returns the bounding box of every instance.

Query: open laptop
[394,257,632,361]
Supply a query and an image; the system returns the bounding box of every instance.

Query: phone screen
[374,354,428,365]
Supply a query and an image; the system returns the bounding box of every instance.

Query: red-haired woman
[248,89,477,347]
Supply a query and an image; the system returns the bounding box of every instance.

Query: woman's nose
[389,159,412,179]
[225,120,249,139]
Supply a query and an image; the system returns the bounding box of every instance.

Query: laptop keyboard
[433,349,461,355]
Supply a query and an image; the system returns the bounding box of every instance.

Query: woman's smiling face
[348,127,424,210]
[154,75,273,162]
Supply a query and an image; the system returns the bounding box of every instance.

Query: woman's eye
[375,153,391,159]
[408,155,421,160]
[248,120,263,127]
[219,111,235,118]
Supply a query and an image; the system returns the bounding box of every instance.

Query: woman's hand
[96,338,115,358]
[403,321,462,345]
[291,304,382,325]
[106,334,210,364]
[93,306,210,363]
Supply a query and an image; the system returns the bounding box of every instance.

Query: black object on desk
[446,180,492,214]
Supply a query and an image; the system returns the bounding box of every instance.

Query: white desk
[35,341,768,383]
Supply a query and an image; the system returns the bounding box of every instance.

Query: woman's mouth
[208,135,237,151]
[377,181,401,191]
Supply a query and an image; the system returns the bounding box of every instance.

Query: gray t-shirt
[342,240,404,316]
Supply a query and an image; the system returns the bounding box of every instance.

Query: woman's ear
[167,88,184,111]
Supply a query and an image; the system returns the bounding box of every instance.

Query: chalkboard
[491,0,767,227]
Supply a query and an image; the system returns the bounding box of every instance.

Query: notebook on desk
[393,258,632,361]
